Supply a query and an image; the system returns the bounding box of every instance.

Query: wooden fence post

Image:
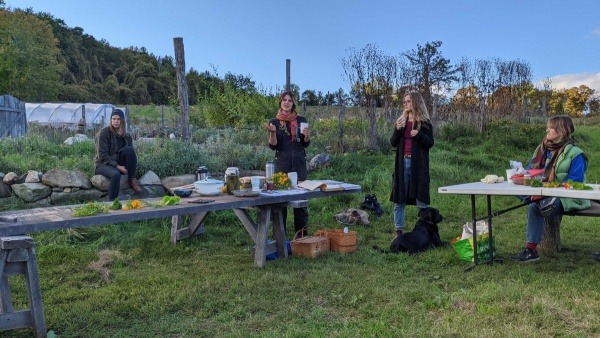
[173,37,190,141]
[338,99,345,153]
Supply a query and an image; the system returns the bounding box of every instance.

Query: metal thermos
[265,161,274,179]
[196,166,208,181]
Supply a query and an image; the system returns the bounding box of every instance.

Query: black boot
[396,229,403,238]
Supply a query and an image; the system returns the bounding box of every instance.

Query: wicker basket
[315,229,357,253]
[290,231,330,258]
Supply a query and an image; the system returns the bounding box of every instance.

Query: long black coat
[389,121,434,205]
[94,126,133,168]
[268,116,310,180]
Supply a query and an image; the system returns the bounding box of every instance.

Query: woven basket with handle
[314,229,357,253]
[290,231,330,258]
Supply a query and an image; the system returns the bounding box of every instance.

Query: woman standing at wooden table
[389,91,434,238]
[265,91,311,237]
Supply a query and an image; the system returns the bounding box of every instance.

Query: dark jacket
[389,120,434,205]
[268,116,310,180]
[94,126,133,168]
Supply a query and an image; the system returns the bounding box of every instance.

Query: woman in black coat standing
[390,91,434,238]
[266,91,311,237]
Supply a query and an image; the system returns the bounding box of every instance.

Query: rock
[64,134,91,145]
[25,170,42,183]
[139,171,161,185]
[161,174,196,190]
[3,172,17,184]
[0,182,11,198]
[11,183,52,202]
[42,169,92,189]
[30,197,51,208]
[309,153,333,171]
[15,173,27,184]
[91,174,131,191]
[91,175,109,191]
[50,188,104,204]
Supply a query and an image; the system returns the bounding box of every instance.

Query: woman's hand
[266,122,277,145]
[302,126,310,140]
[410,129,419,137]
[395,116,406,130]
[265,123,276,133]
[116,165,128,174]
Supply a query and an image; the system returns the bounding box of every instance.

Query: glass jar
[226,172,239,194]
[523,174,532,186]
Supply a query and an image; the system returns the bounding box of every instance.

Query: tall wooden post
[286,59,291,93]
[173,37,190,141]
[338,93,345,153]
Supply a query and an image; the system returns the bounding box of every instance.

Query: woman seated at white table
[512,115,591,263]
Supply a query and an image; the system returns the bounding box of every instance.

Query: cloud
[543,73,600,94]
[593,28,600,36]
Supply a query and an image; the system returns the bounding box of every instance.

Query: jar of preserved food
[226,172,239,194]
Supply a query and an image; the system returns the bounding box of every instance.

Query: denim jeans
[95,146,137,200]
[526,197,563,244]
[394,158,428,230]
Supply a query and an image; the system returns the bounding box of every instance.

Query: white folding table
[438,181,600,268]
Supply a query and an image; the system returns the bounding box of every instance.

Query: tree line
[1,4,598,130]
[0,6,266,107]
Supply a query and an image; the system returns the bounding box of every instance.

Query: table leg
[271,206,288,259]
[233,207,271,268]
[486,195,503,265]
[170,212,208,244]
[471,194,478,265]
[254,206,271,268]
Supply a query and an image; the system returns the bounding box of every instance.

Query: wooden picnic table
[0,181,362,264]
[0,181,361,336]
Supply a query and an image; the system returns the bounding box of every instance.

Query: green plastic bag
[451,233,495,263]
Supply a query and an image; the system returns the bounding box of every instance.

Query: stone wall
[0,169,196,206]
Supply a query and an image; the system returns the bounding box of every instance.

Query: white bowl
[194,179,224,196]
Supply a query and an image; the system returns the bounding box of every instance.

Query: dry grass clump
[88,249,123,284]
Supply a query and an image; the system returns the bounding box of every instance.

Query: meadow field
[2,118,599,337]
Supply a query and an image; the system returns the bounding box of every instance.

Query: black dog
[377,207,444,255]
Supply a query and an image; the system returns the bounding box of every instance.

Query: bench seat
[563,200,600,217]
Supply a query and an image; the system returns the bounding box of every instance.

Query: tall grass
[3,120,600,337]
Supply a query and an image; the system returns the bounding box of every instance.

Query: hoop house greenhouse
[25,103,127,129]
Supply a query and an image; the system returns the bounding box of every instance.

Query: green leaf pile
[72,202,110,217]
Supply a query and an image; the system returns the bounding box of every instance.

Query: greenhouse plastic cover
[25,103,125,128]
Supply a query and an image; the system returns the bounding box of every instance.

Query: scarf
[275,109,298,141]
[530,137,574,182]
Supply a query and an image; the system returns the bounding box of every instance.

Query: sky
[6,0,600,95]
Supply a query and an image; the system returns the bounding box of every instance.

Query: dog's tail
[372,245,392,254]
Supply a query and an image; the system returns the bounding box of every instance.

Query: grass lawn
[3,121,600,337]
